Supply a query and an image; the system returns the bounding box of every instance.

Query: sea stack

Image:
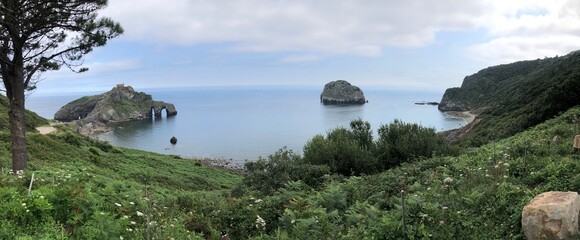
[320,80,366,105]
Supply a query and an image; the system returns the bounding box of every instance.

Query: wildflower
[442,206,448,210]
[494,165,499,169]
[291,219,296,224]
[439,220,445,225]
[503,162,510,167]
[130,221,136,225]
[443,177,453,186]
[485,174,490,177]
[120,236,123,240]
[40,195,44,199]
[126,228,133,232]
[115,203,122,207]
[255,199,263,203]
[100,212,105,215]
[136,211,144,217]
[427,187,431,191]
[22,203,26,206]
[122,215,129,219]
[503,175,508,179]
[26,209,30,213]
[129,202,135,205]
[255,215,266,230]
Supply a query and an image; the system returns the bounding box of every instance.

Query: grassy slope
[0,126,242,239]
[0,94,48,131]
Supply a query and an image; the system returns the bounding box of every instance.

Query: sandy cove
[445,111,476,124]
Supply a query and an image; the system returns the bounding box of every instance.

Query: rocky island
[54,84,177,135]
[320,80,366,105]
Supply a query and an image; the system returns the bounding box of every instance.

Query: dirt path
[36,126,58,135]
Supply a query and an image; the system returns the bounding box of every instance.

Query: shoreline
[445,111,476,124]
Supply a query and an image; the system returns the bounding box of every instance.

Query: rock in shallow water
[320,80,366,105]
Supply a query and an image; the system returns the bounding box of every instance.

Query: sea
[26,86,466,165]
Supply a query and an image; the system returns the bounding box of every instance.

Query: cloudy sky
[37,0,580,94]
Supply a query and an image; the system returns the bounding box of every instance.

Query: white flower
[100,212,105,215]
[503,163,510,167]
[130,221,136,225]
[115,203,122,207]
[442,206,448,210]
[136,211,144,217]
[120,236,123,240]
[21,203,26,206]
[126,228,133,232]
[443,177,453,186]
[129,202,135,205]
[122,215,129,219]
[255,215,266,230]
[254,199,263,203]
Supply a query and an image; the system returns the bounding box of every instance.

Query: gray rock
[438,88,469,111]
[320,80,366,105]
[55,85,177,125]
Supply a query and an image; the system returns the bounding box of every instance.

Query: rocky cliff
[55,85,177,125]
[320,80,366,105]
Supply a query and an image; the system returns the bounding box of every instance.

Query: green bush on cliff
[441,51,580,145]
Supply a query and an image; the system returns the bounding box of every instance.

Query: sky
[35,0,580,95]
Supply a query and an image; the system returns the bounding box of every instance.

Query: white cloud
[102,0,484,56]
[280,55,322,63]
[99,0,580,64]
[469,0,580,63]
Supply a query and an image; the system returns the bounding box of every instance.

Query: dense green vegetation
[0,95,47,132]
[0,126,242,239]
[442,51,580,145]
[0,105,579,238]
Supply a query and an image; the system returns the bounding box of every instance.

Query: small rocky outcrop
[521,191,579,240]
[438,88,469,111]
[55,85,177,129]
[320,80,366,105]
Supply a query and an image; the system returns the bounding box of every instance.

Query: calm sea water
[27,86,466,164]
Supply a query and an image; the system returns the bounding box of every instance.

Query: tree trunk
[7,67,28,172]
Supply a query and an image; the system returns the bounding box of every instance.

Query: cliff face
[54,85,177,124]
[320,80,366,105]
[438,50,580,145]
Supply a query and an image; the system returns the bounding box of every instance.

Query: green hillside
[0,105,578,238]
[0,95,48,131]
[440,51,580,145]
[0,126,242,239]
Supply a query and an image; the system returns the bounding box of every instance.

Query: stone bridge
[149,103,178,118]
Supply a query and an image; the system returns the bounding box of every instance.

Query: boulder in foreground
[320,80,366,105]
[521,191,579,240]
